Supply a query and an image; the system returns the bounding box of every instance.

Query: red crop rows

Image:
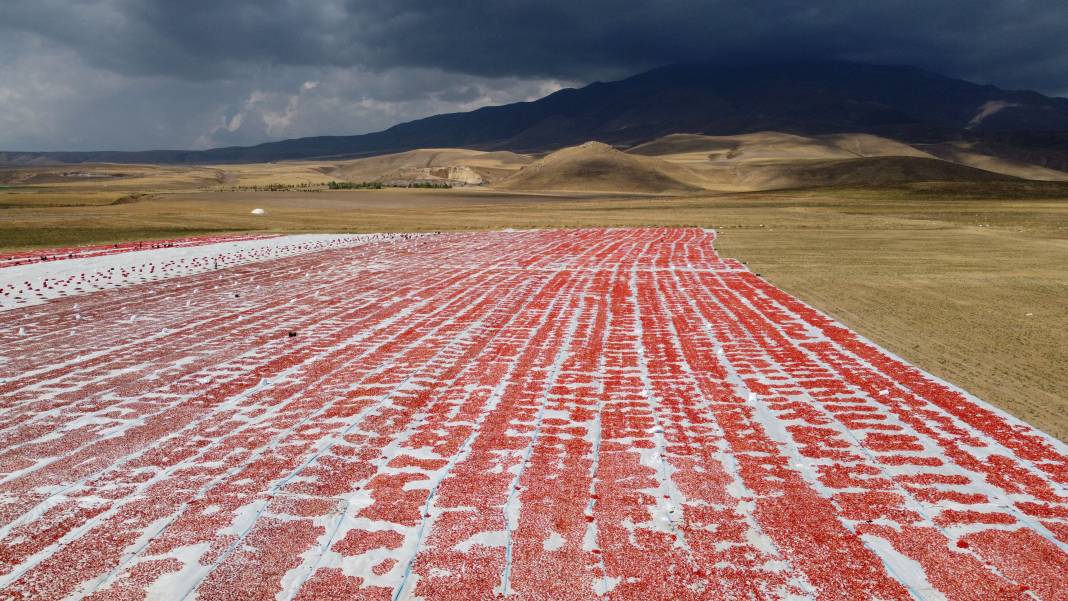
[0,228,1065,600]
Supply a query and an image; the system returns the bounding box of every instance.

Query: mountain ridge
[4,60,1068,166]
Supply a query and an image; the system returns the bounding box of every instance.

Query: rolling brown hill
[495,142,703,193]
[493,137,1018,193]
[732,155,1016,190]
[328,148,532,185]
[919,141,1068,181]
[629,132,934,161]
[0,135,1030,195]
[629,132,1026,190]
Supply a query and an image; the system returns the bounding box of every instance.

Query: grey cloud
[7,0,1068,89]
[0,39,570,151]
[2,0,1067,150]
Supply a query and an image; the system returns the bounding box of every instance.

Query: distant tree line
[230,182,321,192]
[328,180,452,190]
[327,181,383,189]
[224,180,454,192]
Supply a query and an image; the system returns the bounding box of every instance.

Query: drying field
[8,183,1065,441]
[0,228,1066,600]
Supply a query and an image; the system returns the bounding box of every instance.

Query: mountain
[5,61,1068,165]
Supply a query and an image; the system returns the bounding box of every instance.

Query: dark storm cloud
[7,0,1068,88]
[2,0,1068,150]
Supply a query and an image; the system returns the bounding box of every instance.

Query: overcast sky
[3,0,1068,151]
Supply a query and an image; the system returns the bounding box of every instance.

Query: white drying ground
[0,234,407,312]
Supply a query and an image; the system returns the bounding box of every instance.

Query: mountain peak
[7,61,1068,166]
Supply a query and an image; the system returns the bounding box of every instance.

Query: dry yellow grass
[712,191,1068,442]
[1,161,1066,441]
[0,190,132,208]
[0,164,224,191]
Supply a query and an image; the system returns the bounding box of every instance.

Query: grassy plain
[1,171,1066,440]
